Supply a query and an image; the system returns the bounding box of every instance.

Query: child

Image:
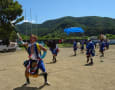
[99,39,105,57]
[86,39,95,65]
[46,40,59,63]
[73,40,77,56]
[105,39,109,50]
[80,40,84,53]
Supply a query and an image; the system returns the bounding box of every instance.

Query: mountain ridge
[16,16,115,37]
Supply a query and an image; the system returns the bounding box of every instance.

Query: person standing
[86,39,95,65]
[80,40,84,53]
[20,34,49,85]
[105,39,110,50]
[46,40,59,63]
[99,39,105,57]
[73,40,77,56]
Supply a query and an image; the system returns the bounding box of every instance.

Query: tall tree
[0,0,24,39]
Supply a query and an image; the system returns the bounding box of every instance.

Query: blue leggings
[38,60,46,72]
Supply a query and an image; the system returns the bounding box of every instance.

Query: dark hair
[46,40,56,49]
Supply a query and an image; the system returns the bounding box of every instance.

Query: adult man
[21,34,49,85]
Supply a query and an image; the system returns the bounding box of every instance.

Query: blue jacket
[99,41,105,51]
[86,41,94,52]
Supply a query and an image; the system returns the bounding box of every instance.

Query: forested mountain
[16,16,115,37]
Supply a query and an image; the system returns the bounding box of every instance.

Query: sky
[17,0,115,24]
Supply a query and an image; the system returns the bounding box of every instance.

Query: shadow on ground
[84,63,94,66]
[46,61,56,64]
[69,55,77,57]
[13,84,46,90]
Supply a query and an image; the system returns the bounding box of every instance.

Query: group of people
[18,34,109,86]
[73,40,85,56]
[73,35,110,65]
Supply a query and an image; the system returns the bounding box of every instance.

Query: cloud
[17,17,37,24]
[23,19,36,23]
[23,20,29,22]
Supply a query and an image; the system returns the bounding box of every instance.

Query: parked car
[0,40,17,52]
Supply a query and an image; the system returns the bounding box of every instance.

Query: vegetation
[0,0,23,40]
[0,0,115,40]
[106,34,115,39]
[16,16,115,40]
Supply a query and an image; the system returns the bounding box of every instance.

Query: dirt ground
[0,45,115,90]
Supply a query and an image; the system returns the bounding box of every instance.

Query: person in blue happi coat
[73,40,77,56]
[86,38,95,65]
[105,39,109,50]
[99,39,105,57]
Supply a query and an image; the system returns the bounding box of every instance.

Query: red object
[59,40,62,43]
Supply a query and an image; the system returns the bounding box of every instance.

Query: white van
[0,40,17,52]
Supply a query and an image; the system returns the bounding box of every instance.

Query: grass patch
[58,43,73,48]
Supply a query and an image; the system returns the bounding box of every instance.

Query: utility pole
[30,8,32,35]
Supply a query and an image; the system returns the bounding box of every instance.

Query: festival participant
[105,39,110,50]
[86,38,95,65]
[73,40,77,56]
[99,34,106,57]
[99,39,105,57]
[20,34,49,85]
[46,40,59,63]
[80,40,84,53]
[93,41,97,49]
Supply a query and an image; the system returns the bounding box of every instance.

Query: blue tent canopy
[64,27,84,35]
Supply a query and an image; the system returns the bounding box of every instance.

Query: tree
[0,0,24,39]
[9,30,17,41]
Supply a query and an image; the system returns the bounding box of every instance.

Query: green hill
[16,16,115,38]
